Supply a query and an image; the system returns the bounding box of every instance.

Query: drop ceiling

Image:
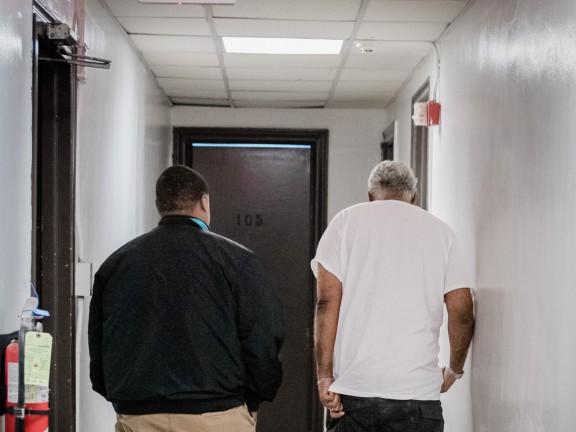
[101,0,470,109]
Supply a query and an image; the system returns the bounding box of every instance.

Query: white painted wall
[0,0,32,343]
[388,0,576,431]
[172,107,387,219]
[74,0,172,431]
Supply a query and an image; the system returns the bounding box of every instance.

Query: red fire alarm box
[427,101,441,126]
[412,101,441,127]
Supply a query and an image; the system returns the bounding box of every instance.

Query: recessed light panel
[223,37,343,55]
[138,0,236,4]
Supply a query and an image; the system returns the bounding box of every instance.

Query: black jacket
[88,216,284,414]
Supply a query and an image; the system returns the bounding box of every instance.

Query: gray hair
[367,161,417,200]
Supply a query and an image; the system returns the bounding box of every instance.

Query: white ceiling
[102,0,470,109]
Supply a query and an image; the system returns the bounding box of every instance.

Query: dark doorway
[411,80,430,210]
[381,121,395,161]
[173,128,327,432]
[32,8,77,432]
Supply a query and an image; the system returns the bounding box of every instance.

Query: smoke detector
[355,42,376,54]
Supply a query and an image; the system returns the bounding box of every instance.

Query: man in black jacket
[89,165,284,432]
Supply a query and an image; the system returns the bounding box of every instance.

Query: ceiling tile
[336,81,403,92]
[212,0,362,21]
[340,69,411,81]
[223,53,342,68]
[231,91,330,101]
[162,88,229,99]
[331,90,396,103]
[141,51,220,67]
[345,54,423,70]
[171,97,230,106]
[229,80,333,92]
[130,35,215,53]
[332,89,396,98]
[158,78,226,92]
[357,22,447,41]
[235,100,327,108]
[102,0,205,17]
[364,1,467,23]
[226,68,338,81]
[118,17,211,36]
[152,66,223,79]
[326,99,390,109]
[214,19,354,39]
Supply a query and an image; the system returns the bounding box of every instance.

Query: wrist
[316,376,335,386]
[445,366,464,379]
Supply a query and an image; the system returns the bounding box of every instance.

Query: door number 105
[237,214,264,227]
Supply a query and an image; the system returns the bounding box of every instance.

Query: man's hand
[318,379,344,418]
[440,367,457,393]
[249,411,258,422]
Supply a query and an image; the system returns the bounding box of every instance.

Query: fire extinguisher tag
[24,332,53,387]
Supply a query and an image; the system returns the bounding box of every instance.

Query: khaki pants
[115,405,256,432]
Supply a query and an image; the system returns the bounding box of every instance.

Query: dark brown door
[174,128,327,432]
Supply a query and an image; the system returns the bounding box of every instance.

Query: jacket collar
[158,215,208,231]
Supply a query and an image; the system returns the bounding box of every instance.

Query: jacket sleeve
[88,271,107,399]
[234,254,285,412]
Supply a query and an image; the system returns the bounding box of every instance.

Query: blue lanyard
[191,217,209,231]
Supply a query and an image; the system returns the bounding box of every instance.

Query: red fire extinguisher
[4,340,49,432]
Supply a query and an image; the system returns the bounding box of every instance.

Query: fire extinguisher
[4,341,49,432]
[4,294,51,432]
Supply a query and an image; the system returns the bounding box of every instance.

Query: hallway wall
[0,1,33,339]
[388,0,576,430]
[75,0,172,430]
[172,107,387,220]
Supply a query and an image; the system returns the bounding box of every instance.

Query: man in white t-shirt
[311,161,474,431]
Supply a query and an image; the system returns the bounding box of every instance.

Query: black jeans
[327,395,444,432]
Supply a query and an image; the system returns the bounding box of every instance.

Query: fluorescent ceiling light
[193,143,312,149]
[223,37,343,55]
[138,0,236,4]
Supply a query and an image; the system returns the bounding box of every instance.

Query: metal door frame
[411,80,431,210]
[32,4,77,431]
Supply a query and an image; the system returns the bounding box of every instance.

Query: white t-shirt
[311,200,471,400]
